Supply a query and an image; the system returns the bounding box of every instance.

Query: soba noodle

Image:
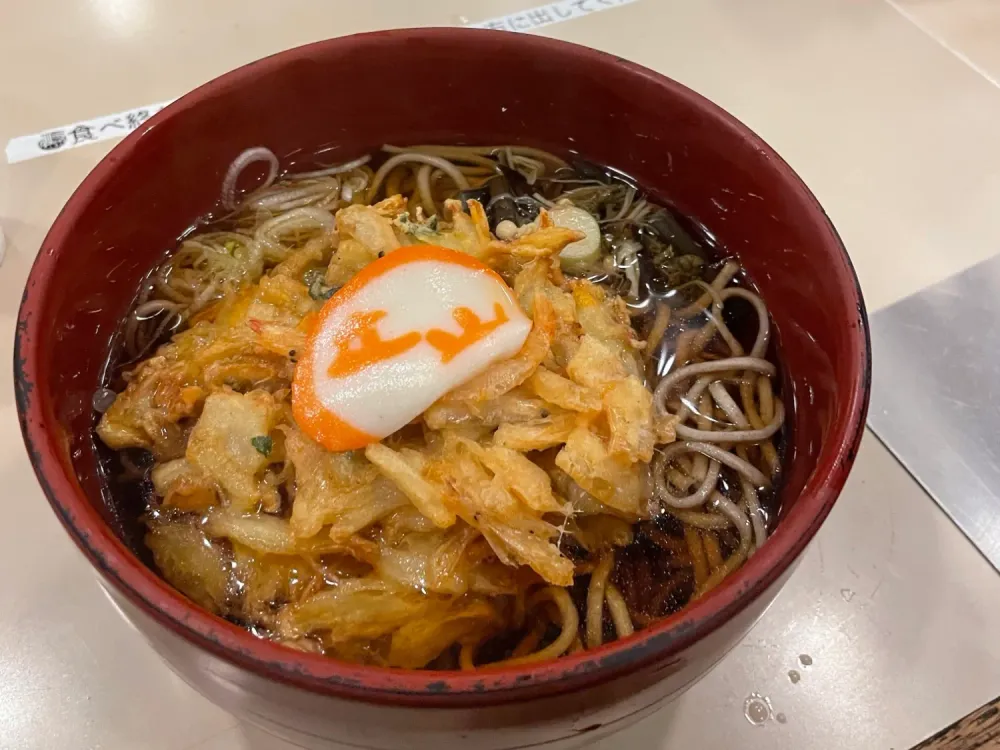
[97,142,787,670]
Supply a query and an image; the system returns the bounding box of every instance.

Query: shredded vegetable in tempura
[96,144,785,669]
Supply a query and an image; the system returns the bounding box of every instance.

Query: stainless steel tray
[869,254,1000,571]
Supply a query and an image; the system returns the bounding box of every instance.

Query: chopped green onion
[304,268,336,300]
[251,435,273,457]
[393,211,438,237]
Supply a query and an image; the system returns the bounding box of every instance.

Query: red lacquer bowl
[14,29,870,750]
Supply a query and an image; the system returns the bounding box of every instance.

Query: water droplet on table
[799,654,813,667]
[776,713,787,724]
[744,693,773,726]
[788,669,800,684]
[841,588,855,602]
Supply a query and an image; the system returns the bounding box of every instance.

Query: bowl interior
[18,29,868,699]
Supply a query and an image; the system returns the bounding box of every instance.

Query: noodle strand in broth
[95,142,787,669]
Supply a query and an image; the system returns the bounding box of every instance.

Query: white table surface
[2,0,999,747]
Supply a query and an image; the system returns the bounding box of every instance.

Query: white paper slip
[5,100,174,164]
[5,1,641,164]
[468,0,639,31]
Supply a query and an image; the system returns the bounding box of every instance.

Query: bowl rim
[14,27,871,707]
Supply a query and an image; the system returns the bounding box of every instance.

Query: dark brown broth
[96,148,788,657]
